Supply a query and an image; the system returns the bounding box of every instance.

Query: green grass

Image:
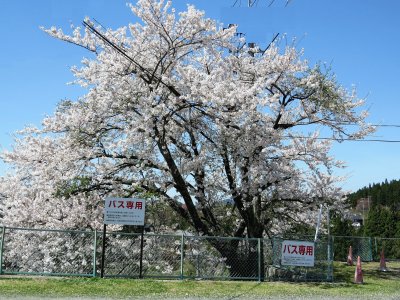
[1,262,400,298]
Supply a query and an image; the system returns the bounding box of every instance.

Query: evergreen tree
[348,179,400,209]
[330,212,354,261]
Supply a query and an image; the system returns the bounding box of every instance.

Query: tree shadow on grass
[330,261,400,285]
[367,268,400,280]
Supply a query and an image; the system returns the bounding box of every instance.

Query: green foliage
[330,211,356,261]
[285,222,315,237]
[146,198,191,233]
[347,178,400,209]
[54,176,92,198]
[330,212,355,237]
[306,65,347,114]
[346,179,400,243]
[364,206,400,238]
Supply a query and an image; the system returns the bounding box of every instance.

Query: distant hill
[345,179,400,239]
[347,179,400,209]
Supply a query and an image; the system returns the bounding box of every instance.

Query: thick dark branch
[61,181,113,197]
[170,111,217,146]
[221,145,246,220]
[154,124,209,235]
[90,150,167,173]
[168,136,192,159]
[187,130,219,232]
[259,176,291,192]
[149,51,170,84]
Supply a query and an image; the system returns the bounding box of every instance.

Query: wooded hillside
[348,179,400,209]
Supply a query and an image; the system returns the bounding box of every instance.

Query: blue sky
[1,0,400,192]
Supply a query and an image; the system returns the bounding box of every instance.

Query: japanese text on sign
[104,198,145,225]
[281,240,315,267]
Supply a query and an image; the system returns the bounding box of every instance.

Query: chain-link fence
[184,236,263,280]
[1,227,96,276]
[372,237,400,261]
[0,226,4,275]
[6,226,400,281]
[101,233,184,278]
[100,232,141,278]
[332,236,373,262]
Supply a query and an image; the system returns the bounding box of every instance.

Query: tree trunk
[210,237,265,280]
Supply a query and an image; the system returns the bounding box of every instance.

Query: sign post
[101,197,145,278]
[100,224,107,278]
[139,226,145,279]
[314,204,323,242]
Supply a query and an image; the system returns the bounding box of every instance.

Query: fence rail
[0,226,337,282]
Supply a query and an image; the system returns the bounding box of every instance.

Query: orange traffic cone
[347,246,353,266]
[354,256,363,284]
[379,249,388,272]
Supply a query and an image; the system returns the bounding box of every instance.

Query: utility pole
[327,208,332,281]
[362,198,365,225]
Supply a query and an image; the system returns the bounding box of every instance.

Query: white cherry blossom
[1,1,373,263]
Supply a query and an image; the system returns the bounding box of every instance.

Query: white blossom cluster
[0,0,373,270]
[2,229,94,274]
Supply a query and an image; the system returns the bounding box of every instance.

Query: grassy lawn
[1,262,400,298]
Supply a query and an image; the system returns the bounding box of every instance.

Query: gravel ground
[1,296,400,300]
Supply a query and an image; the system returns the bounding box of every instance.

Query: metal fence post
[0,226,5,275]
[257,238,261,282]
[93,230,97,277]
[180,233,184,280]
[368,237,373,261]
[327,236,333,282]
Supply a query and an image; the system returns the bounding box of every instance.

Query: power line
[296,122,400,128]
[337,123,400,128]
[369,124,400,128]
[375,124,400,128]
[283,136,400,143]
